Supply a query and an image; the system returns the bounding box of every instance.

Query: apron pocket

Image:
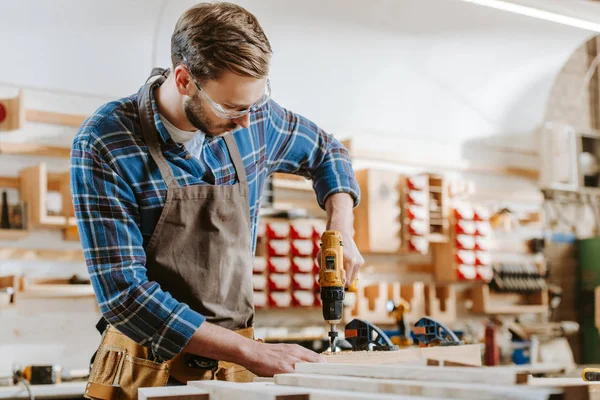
[85,344,170,400]
[118,354,170,399]
[85,345,126,400]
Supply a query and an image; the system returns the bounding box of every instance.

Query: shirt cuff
[151,304,206,361]
[313,173,361,210]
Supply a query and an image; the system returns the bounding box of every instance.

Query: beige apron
[85,69,256,400]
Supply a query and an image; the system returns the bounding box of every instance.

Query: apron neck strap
[223,133,248,185]
[138,68,248,188]
[137,69,179,189]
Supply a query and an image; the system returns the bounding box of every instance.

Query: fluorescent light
[459,0,600,32]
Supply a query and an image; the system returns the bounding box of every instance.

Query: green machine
[578,236,600,364]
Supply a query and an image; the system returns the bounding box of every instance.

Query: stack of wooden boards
[138,345,598,400]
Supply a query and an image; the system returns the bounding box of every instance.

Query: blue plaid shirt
[70,83,360,360]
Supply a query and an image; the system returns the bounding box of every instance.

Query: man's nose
[233,113,251,129]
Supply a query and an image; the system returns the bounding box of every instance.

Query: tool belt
[84,323,255,400]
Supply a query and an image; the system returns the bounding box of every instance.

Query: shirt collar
[149,81,172,145]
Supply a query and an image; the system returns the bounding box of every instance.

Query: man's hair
[171,2,272,82]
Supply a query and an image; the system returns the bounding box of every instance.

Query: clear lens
[205,80,271,120]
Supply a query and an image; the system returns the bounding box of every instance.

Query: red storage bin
[455,250,475,265]
[292,273,314,290]
[409,236,428,254]
[268,273,292,291]
[291,257,315,273]
[474,206,490,221]
[456,220,476,235]
[268,292,292,307]
[290,223,313,240]
[252,274,267,291]
[406,205,427,220]
[455,234,475,250]
[312,222,326,241]
[454,205,474,220]
[407,190,428,205]
[253,257,267,273]
[408,219,428,236]
[475,251,491,266]
[267,240,291,257]
[253,291,267,308]
[266,222,290,239]
[291,239,314,257]
[475,221,492,236]
[457,264,477,280]
[406,175,428,191]
[475,236,490,251]
[268,257,291,273]
[477,265,494,281]
[292,290,315,307]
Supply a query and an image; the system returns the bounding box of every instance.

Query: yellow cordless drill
[318,230,347,352]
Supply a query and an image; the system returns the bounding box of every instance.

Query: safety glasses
[181,55,271,120]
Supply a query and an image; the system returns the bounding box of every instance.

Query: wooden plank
[191,381,437,400]
[0,142,71,158]
[529,377,600,400]
[19,163,45,228]
[353,169,401,253]
[19,284,95,299]
[0,228,29,240]
[282,387,446,400]
[0,247,84,262]
[63,225,80,242]
[188,381,309,400]
[276,373,560,400]
[294,363,522,386]
[24,109,87,128]
[0,176,20,189]
[59,171,73,218]
[138,386,209,400]
[322,344,482,366]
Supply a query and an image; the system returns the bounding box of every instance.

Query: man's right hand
[240,340,325,377]
[183,321,325,377]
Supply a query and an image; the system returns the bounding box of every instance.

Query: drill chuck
[321,286,345,323]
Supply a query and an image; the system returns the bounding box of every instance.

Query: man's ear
[174,65,192,96]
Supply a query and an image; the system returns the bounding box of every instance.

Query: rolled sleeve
[71,134,205,360]
[264,100,360,210]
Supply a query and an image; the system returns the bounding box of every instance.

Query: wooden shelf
[0,247,84,262]
[471,284,548,315]
[20,284,95,299]
[19,163,76,229]
[0,229,29,240]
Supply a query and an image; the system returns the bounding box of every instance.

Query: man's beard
[184,93,238,136]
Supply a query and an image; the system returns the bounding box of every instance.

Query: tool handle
[583,368,600,382]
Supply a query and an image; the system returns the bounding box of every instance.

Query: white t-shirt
[159,114,206,160]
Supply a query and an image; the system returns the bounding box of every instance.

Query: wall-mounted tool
[413,317,463,347]
[583,368,600,382]
[386,299,413,348]
[344,318,398,351]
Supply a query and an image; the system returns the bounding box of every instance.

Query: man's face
[183,71,267,136]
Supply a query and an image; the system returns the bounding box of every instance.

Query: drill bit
[328,324,338,353]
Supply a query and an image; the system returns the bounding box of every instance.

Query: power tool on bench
[319,230,358,352]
